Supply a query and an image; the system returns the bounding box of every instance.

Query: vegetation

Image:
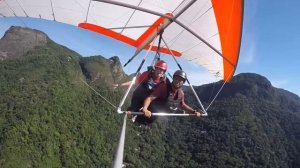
[0,38,299,167]
[0,40,124,167]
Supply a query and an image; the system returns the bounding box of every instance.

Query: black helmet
[173,70,187,81]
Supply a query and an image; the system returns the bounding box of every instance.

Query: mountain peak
[109,56,127,82]
[232,73,272,89]
[0,26,48,60]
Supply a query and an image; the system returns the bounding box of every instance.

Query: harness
[166,82,181,111]
[141,67,166,93]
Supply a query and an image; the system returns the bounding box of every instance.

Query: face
[172,75,185,89]
[154,68,165,77]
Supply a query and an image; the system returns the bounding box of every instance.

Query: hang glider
[0,1,244,167]
[0,0,243,81]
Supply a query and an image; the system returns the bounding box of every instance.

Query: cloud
[270,79,289,88]
[186,70,218,86]
[270,79,300,96]
[245,1,259,21]
[239,1,259,65]
[241,42,256,64]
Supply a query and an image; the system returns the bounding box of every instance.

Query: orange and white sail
[0,0,243,81]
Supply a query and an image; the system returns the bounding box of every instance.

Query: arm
[181,102,195,113]
[180,94,204,117]
[113,80,132,89]
[113,71,147,89]
[142,94,157,118]
[142,83,163,117]
[181,103,203,117]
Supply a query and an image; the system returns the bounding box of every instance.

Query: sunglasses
[155,68,165,73]
[173,76,185,82]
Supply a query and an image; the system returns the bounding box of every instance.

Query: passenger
[114,60,169,113]
[139,70,203,125]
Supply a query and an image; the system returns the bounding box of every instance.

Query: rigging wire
[119,0,143,35]
[3,1,28,28]
[161,37,207,114]
[3,1,16,16]
[85,0,92,23]
[49,0,56,21]
[163,1,211,52]
[205,68,235,111]
[80,78,118,109]
[15,0,29,17]
[117,35,159,112]
[204,0,239,110]
[205,81,227,111]
[150,31,163,66]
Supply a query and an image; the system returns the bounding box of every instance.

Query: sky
[0,0,299,96]
[238,0,300,96]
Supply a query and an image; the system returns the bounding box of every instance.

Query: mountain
[0,26,48,60]
[177,73,300,168]
[0,26,128,167]
[0,26,299,168]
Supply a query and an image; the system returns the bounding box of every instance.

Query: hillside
[177,73,300,168]
[0,26,299,168]
[0,27,128,167]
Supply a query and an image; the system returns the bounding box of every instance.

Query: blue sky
[238,0,300,96]
[0,0,299,96]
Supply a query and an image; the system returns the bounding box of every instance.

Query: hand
[195,112,202,117]
[143,109,152,118]
[113,84,119,89]
[126,111,133,118]
[192,109,204,117]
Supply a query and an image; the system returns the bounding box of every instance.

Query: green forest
[0,36,299,168]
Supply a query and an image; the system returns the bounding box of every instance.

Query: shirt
[136,71,161,84]
[150,83,185,110]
